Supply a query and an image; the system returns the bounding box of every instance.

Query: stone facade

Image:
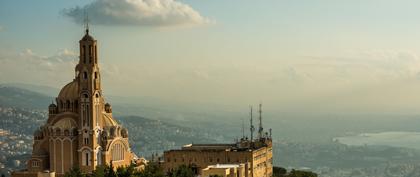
[202,163,249,177]
[163,137,273,177]
[12,29,134,177]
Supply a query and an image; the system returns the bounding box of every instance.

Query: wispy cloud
[0,49,78,86]
[62,0,211,27]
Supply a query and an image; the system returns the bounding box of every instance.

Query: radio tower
[250,106,255,142]
[242,118,245,139]
[258,103,263,139]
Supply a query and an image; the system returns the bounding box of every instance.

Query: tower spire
[84,11,89,34]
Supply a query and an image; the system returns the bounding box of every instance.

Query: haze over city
[5,1,420,177]
[3,0,420,114]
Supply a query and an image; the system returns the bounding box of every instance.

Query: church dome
[53,118,77,129]
[58,80,79,100]
[49,103,57,108]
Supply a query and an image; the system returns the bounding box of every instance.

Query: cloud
[62,0,211,27]
[0,49,78,86]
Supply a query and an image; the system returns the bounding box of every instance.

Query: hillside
[0,85,230,175]
[0,86,53,109]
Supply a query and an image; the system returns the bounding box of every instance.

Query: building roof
[102,113,118,126]
[206,164,242,169]
[81,30,95,41]
[58,80,79,100]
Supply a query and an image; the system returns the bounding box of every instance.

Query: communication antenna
[258,103,263,139]
[250,106,255,142]
[84,10,90,34]
[242,118,245,139]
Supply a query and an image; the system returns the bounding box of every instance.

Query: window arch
[96,148,102,165]
[83,72,88,80]
[82,150,91,166]
[66,100,70,109]
[111,143,125,161]
[83,46,86,64]
[95,46,97,63]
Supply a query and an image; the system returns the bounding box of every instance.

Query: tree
[169,165,194,177]
[137,162,165,177]
[64,167,85,177]
[287,169,318,177]
[116,164,135,177]
[104,162,117,177]
[273,166,287,177]
[92,165,106,177]
[209,175,223,177]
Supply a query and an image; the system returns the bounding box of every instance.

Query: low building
[163,137,273,177]
[202,163,250,177]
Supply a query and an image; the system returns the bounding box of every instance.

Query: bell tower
[76,24,105,171]
[11,17,135,177]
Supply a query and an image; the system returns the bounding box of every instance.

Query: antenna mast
[84,10,89,34]
[250,106,255,142]
[242,118,245,139]
[258,103,263,139]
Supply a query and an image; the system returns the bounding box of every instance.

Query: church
[12,28,135,177]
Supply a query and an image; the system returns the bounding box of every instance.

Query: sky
[2,0,420,114]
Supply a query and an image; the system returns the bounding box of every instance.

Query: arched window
[86,105,90,126]
[82,150,91,166]
[95,46,97,63]
[96,148,102,165]
[74,100,78,111]
[66,100,70,109]
[83,72,88,80]
[82,104,87,126]
[89,45,92,63]
[112,143,124,161]
[83,46,86,64]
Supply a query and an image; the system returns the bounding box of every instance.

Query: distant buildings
[163,104,273,177]
[202,164,249,177]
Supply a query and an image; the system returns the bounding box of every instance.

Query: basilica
[12,28,135,177]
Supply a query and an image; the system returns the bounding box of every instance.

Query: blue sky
[2,0,420,114]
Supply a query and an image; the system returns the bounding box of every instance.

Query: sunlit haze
[2,0,420,114]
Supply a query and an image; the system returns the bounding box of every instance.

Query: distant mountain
[0,84,228,157]
[0,83,59,97]
[117,115,227,156]
[0,86,53,109]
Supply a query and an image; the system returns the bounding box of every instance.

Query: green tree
[116,164,135,177]
[92,165,106,177]
[104,162,117,177]
[209,175,223,177]
[64,166,85,177]
[137,162,165,177]
[287,169,318,177]
[273,166,287,177]
[169,165,194,177]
